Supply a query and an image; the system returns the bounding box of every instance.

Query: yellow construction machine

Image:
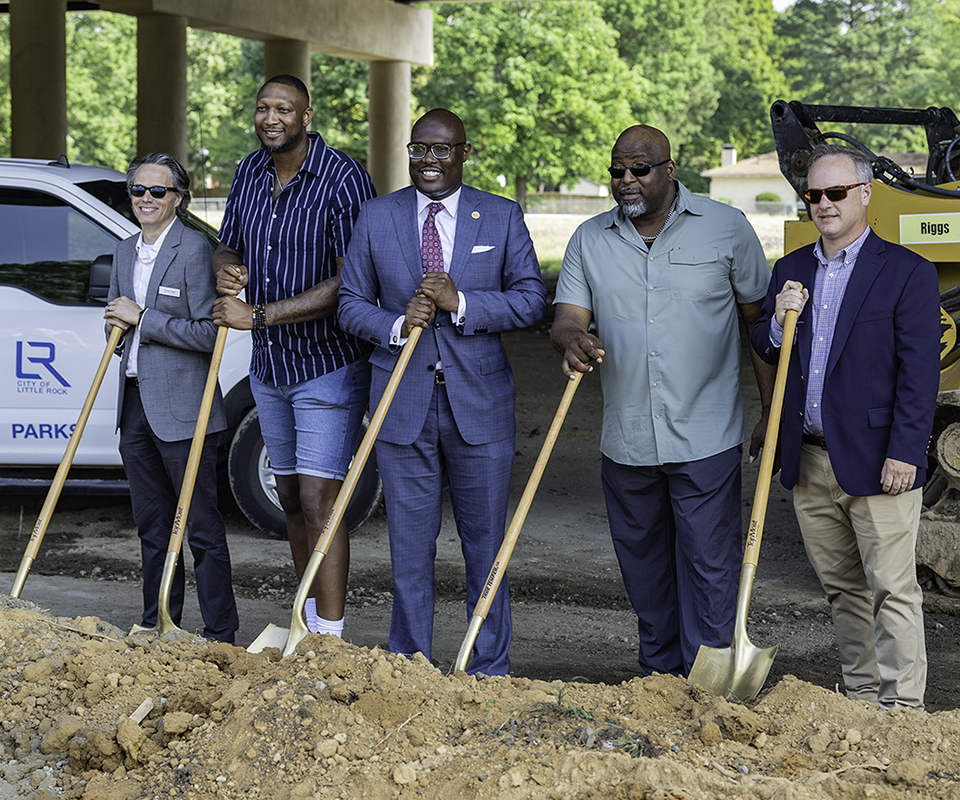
[770,99,960,593]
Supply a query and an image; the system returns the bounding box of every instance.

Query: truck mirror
[88,254,113,301]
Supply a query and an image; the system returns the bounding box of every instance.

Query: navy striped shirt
[219,132,376,386]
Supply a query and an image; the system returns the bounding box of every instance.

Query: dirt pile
[1,598,959,800]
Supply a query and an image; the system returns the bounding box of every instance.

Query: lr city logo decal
[16,341,71,393]
[13,341,75,441]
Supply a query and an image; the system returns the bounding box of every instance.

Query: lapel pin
[472,211,480,219]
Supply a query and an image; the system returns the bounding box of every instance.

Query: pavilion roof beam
[98,0,433,64]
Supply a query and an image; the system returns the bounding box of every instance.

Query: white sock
[304,599,344,637]
[313,615,344,638]
[305,598,320,632]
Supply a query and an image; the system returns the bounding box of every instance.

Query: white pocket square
[471,245,495,254]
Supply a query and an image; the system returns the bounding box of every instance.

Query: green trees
[66,13,137,169]
[680,0,788,191]
[0,2,955,191]
[418,1,629,208]
[776,0,942,152]
[187,32,261,189]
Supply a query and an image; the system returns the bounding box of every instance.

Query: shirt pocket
[667,246,723,301]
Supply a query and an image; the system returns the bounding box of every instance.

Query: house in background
[701,145,798,215]
[702,144,928,215]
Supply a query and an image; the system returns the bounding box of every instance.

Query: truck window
[0,187,117,304]
[79,179,221,247]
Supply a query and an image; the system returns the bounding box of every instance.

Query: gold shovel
[454,370,584,673]
[8,326,124,598]
[247,326,422,656]
[130,324,229,635]
[686,303,799,702]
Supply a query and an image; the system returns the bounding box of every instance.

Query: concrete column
[137,15,188,165]
[368,60,411,196]
[264,40,311,89]
[10,0,67,159]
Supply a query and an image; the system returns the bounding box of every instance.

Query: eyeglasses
[406,142,466,160]
[801,183,866,204]
[130,185,177,199]
[607,160,670,179]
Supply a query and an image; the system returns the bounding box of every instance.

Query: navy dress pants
[376,382,514,675]
[601,446,742,676]
[119,383,239,642]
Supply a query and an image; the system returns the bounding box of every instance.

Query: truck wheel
[227,407,382,539]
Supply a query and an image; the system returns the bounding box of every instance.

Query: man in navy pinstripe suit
[339,109,546,674]
[213,75,375,639]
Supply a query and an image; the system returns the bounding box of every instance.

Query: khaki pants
[793,442,926,709]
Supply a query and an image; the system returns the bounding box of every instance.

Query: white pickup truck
[0,157,380,537]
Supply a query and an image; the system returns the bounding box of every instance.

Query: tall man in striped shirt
[752,144,940,707]
[212,75,376,639]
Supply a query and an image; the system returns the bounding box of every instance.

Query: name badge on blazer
[158,286,181,298]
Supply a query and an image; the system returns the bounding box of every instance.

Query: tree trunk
[514,176,527,212]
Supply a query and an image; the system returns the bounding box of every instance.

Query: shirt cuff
[451,291,466,328]
[390,315,406,348]
[769,316,784,348]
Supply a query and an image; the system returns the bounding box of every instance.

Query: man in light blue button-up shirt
[551,124,774,678]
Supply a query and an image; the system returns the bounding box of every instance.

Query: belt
[434,369,445,386]
[126,376,140,390]
[801,432,827,450]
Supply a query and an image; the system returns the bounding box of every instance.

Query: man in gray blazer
[338,109,546,674]
[104,153,238,642]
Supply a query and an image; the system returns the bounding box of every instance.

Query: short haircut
[126,152,191,220]
[808,144,873,185]
[261,74,310,106]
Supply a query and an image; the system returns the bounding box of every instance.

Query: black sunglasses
[129,185,177,199]
[801,182,866,204]
[607,159,670,179]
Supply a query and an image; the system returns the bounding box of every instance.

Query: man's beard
[259,129,304,154]
[618,196,647,218]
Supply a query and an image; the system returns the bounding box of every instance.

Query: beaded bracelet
[252,304,267,331]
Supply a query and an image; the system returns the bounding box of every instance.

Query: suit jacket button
[434,322,441,329]
[427,364,435,371]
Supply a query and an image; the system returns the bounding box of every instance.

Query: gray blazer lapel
[145,220,182,303]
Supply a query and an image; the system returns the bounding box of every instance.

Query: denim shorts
[250,359,371,480]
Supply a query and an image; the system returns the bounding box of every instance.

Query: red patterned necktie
[421,202,445,273]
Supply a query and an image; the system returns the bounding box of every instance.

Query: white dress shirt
[126,219,176,377]
[390,188,468,348]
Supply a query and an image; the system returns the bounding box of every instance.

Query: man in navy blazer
[338,109,546,674]
[752,144,940,707]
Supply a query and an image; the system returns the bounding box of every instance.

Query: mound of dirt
[1,598,959,800]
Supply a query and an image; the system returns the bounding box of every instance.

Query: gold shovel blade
[687,639,780,703]
[247,623,289,653]
[128,623,154,635]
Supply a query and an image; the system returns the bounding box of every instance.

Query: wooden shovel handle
[165,324,229,556]
[743,302,800,568]
[153,324,229,633]
[454,371,584,673]
[283,327,423,655]
[309,325,421,565]
[9,325,124,598]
